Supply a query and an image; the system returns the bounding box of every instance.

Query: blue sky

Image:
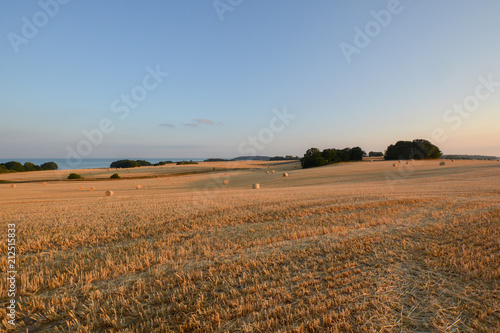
[1,0,499,160]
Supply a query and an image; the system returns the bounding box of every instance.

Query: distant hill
[442,155,498,160]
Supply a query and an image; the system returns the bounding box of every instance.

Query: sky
[1,0,500,161]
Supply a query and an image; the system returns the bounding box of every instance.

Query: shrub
[110,173,121,179]
[0,165,10,174]
[68,173,83,179]
[176,160,199,165]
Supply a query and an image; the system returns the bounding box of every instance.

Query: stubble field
[1,159,499,332]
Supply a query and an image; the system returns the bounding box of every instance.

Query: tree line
[300,147,365,169]
[0,161,58,173]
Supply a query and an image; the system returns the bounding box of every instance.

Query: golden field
[1,159,499,332]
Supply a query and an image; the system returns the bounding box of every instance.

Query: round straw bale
[283,173,288,177]
[252,183,260,189]
[272,170,275,173]
[89,187,96,191]
[136,185,143,190]
[393,163,397,167]
[266,171,269,174]
[78,186,84,190]
[105,190,114,196]
[406,161,409,165]
[439,161,446,166]
[42,182,47,185]
[11,184,16,188]
[398,160,402,163]
[223,179,229,185]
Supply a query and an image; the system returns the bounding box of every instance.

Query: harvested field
[0,160,499,332]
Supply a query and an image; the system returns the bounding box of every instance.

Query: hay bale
[451,159,454,162]
[393,163,397,167]
[78,186,84,191]
[406,161,409,165]
[272,170,275,173]
[398,160,402,163]
[439,161,446,166]
[136,185,143,190]
[11,184,16,188]
[223,179,229,185]
[190,178,194,181]
[89,187,96,191]
[283,173,289,177]
[266,170,269,174]
[252,183,260,189]
[105,190,114,196]
[42,182,47,185]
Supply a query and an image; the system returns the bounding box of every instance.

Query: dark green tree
[349,147,365,161]
[4,161,25,172]
[24,162,42,171]
[41,162,58,170]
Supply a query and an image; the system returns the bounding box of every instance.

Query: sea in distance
[0,158,205,171]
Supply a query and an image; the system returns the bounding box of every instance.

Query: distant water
[0,158,205,170]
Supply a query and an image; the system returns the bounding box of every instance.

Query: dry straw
[252,183,260,189]
[105,190,114,196]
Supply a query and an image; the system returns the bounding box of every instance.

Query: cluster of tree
[269,155,300,161]
[176,160,199,165]
[442,154,498,160]
[0,161,58,173]
[384,139,442,160]
[368,151,384,157]
[204,158,230,162]
[300,147,365,169]
[155,161,174,166]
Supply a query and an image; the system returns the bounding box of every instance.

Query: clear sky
[1,0,500,160]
